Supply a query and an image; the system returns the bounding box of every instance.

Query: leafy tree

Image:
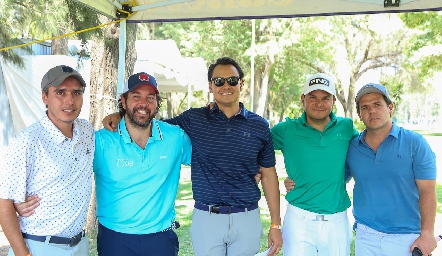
[297,15,409,119]
[400,12,442,78]
[0,0,33,67]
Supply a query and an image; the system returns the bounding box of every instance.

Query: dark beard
[127,107,157,129]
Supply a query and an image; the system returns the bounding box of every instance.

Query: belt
[194,202,258,214]
[287,204,347,221]
[161,221,180,232]
[22,230,85,247]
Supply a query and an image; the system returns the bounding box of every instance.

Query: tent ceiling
[75,0,442,22]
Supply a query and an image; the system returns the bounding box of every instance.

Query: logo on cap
[61,66,74,73]
[309,78,330,87]
[139,73,150,82]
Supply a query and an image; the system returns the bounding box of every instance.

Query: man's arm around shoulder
[0,199,30,256]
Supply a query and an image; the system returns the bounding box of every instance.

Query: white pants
[355,223,419,256]
[282,204,352,256]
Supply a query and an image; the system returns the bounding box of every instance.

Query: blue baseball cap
[355,83,391,103]
[123,72,159,94]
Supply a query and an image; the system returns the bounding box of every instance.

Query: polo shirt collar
[41,114,80,144]
[358,121,398,143]
[211,102,249,119]
[118,117,163,144]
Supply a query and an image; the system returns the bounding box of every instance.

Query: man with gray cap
[0,65,93,256]
[346,83,437,256]
[271,73,358,255]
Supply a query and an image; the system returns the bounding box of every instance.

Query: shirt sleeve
[181,130,192,166]
[413,134,437,180]
[270,120,288,151]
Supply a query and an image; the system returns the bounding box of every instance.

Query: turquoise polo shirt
[93,118,192,234]
[346,123,436,234]
[271,111,358,214]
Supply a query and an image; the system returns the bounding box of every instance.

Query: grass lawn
[88,175,442,256]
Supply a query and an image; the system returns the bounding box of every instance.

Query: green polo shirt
[271,111,358,214]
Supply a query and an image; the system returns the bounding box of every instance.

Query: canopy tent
[73,0,442,96]
[75,0,442,21]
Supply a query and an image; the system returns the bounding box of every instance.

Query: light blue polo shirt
[93,118,192,234]
[346,123,436,234]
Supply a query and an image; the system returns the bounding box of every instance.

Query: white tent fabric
[133,40,208,93]
[75,0,442,22]
[0,55,91,144]
[0,60,15,147]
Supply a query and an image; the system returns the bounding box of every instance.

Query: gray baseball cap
[41,65,86,91]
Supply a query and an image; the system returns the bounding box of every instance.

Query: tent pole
[117,19,127,98]
[250,19,255,112]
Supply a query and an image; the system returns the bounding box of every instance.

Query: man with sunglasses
[0,65,93,256]
[102,57,283,255]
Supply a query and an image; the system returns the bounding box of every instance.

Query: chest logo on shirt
[116,159,134,167]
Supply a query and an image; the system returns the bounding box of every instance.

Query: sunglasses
[211,76,240,87]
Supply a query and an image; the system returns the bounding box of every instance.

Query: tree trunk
[85,16,137,234]
[166,93,172,118]
[255,59,272,118]
[51,28,69,55]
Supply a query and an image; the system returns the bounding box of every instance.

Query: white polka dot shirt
[0,115,94,237]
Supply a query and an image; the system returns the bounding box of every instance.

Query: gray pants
[190,208,263,256]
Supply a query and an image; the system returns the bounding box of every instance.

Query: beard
[126,106,157,129]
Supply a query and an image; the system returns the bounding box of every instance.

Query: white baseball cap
[303,73,336,96]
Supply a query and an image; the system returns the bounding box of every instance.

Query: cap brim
[128,83,159,94]
[355,87,385,103]
[304,86,335,96]
[50,74,86,88]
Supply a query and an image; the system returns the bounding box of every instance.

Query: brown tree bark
[85,16,137,234]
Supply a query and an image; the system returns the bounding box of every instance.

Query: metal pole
[250,19,255,112]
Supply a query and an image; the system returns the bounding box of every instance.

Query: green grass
[437,184,442,214]
[413,130,442,136]
[88,177,442,255]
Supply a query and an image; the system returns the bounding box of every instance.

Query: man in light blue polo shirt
[93,72,191,255]
[346,83,437,256]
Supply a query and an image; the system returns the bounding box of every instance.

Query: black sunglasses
[211,76,240,87]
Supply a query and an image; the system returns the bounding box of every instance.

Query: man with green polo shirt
[271,73,358,256]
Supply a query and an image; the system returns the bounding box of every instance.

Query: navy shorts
[97,222,179,256]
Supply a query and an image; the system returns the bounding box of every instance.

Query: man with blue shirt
[346,83,437,256]
[93,72,192,255]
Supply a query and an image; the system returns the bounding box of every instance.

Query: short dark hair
[118,92,163,117]
[207,57,244,82]
[356,94,392,114]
